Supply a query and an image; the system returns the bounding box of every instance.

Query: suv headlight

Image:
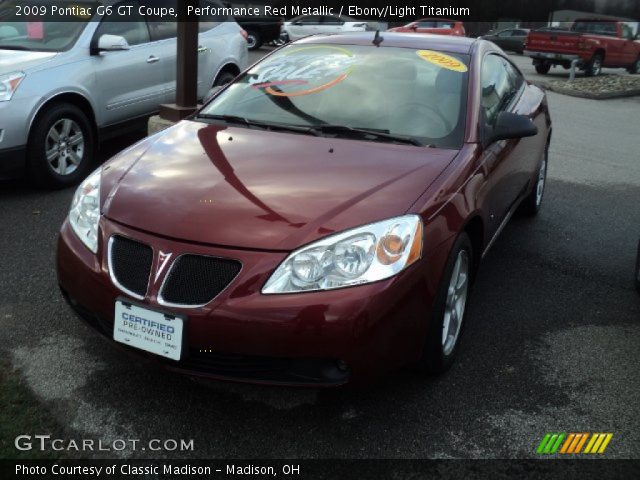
[262,215,423,294]
[0,71,25,102]
[69,168,101,253]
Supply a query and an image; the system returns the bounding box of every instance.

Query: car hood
[0,50,58,74]
[101,121,458,251]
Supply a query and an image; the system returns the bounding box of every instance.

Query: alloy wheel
[442,249,469,355]
[536,157,547,207]
[45,118,84,176]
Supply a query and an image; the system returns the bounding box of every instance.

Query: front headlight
[262,215,423,294]
[0,71,25,102]
[69,168,101,253]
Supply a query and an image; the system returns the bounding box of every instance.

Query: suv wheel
[27,103,95,189]
[586,53,603,77]
[245,30,262,50]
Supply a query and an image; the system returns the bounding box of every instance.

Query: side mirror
[410,24,418,30]
[97,34,130,52]
[292,21,302,26]
[488,112,538,144]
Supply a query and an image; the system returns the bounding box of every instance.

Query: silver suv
[0,0,248,188]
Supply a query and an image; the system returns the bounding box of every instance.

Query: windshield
[200,44,469,149]
[0,1,95,51]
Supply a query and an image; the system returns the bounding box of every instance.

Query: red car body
[525,19,640,75]
[57,33,551,386]
[389,19,466,36]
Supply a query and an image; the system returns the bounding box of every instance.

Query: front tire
[27,103,95,189]
[585,53,603,77]
[535,62,551,74]
[627,57,640,75]
[415,233,473,374]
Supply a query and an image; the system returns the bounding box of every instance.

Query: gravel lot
[1,49,639,460]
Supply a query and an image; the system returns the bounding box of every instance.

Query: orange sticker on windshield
[416,50,468,72]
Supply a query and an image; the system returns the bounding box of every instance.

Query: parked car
[282,15,371,42]
[524,19,640,76]
[58,32,551,386]
[0,0,248,188]
[389,19,465,36]
[480,28,530,54]
[234,15,283,50]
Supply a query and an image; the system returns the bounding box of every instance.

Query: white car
[283,15,371,42]
[0,0,248,188]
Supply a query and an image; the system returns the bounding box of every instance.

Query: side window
[322,16,343,25]
[147,0,177,41]
[94,1,150,46]
[480,54,512,124]
[497,30,513,37]
[299,16,321,25]
[503,58,525,93]
[621,24,634,40]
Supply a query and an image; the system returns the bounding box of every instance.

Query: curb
[532,81,640,100]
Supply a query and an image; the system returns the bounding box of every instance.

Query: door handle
[197,46,208,53]
[147,55,160,64]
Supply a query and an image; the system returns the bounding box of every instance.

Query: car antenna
[373,30,384,47]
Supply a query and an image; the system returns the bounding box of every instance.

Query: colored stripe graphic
[538,433,613,454]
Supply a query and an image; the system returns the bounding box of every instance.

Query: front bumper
[0,145,26,179]
[524,50,583,63]
[58,217,445,386]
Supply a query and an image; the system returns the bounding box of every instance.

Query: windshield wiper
[308,125,424,146]
[195,114,321,136]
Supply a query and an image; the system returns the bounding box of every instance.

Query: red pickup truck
[524,19,640,76]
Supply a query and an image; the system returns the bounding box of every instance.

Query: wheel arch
[29,92,98,143]
[461,215,484,279]
[212,62,241,87]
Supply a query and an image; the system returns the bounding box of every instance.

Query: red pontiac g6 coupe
[57,33,551,386]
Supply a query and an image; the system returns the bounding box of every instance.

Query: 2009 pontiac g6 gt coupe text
[57,33,551,386]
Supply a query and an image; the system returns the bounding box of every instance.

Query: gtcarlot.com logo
[537,433,613,455]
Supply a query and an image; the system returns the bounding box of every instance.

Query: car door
[477,54,526,236]
[320,15,345,35]
[145,0,178,104]
[91,1,165,125]
[196,1,232,98]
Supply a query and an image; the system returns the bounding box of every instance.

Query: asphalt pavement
[0,50,639,460]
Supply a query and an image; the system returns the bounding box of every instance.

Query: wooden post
[159,0,199,122]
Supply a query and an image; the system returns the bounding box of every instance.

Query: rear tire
[245,30,262,50]
[213,70,236,87]
[535,62,551,74]
[414,233,473,375]
[627,57,640,75]
[585,53,603,77]
[27,103,95,189]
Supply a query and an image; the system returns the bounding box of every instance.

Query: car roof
[299,32,477,54]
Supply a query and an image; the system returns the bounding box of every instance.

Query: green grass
[0,361,63,459]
